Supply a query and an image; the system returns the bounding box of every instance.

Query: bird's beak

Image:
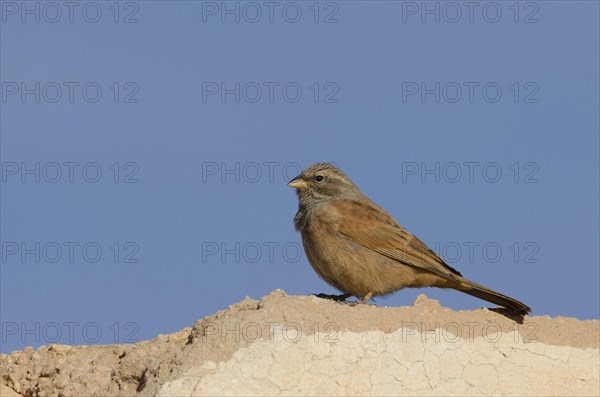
[288,177,308,189]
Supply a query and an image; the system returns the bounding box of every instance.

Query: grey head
[287,162,363,206]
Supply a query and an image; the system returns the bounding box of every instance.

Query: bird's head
[288,162,361,205]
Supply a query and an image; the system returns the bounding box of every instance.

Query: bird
[288,162,531,316]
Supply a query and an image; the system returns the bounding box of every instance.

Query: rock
[48,344,72,355]
[413,293,441,307]
[0,384,22,397]
[1,291,598,396]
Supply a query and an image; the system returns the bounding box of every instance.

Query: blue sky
[1,1,598,353]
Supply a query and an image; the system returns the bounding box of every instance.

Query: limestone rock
[1,291,598,396]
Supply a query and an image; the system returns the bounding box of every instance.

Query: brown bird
[288,162,531,315]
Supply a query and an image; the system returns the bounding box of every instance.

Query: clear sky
[1,1,598,353]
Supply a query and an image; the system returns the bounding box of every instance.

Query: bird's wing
[332,199,462,281]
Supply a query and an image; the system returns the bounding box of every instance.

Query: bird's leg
[359,291,374,304]
[314,292,352,302]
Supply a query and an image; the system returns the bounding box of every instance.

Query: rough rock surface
[1,290,599,396]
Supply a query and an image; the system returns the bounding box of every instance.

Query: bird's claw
[313,292,352,302]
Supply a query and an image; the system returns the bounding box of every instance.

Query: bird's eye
[315,175,324,182]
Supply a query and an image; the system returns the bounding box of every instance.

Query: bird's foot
[359,291,374,304]
[313,292,352,302]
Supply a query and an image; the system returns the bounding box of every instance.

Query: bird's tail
[456,278,531,315]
